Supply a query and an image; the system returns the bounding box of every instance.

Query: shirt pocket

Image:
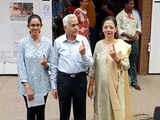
[59,47,70,57]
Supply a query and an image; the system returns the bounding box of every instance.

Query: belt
[124,40,136,44]
[57,70,86,78]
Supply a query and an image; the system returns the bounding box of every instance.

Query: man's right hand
[88,85,94,98]
[52,89,58,99]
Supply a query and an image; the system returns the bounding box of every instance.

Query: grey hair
[62,14,77,26]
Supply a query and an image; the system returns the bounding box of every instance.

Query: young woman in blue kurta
[17,14,53,120]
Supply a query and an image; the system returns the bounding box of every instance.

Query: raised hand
[110,44,117,60]
[110,44,122,64]
[41,55,47,68]
[79,40,86,55]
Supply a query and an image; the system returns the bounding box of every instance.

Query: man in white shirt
[50,14,93,120]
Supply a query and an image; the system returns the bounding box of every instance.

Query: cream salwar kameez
[89,39,132,120]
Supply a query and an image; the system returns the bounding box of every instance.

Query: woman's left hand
[110,45,122,64]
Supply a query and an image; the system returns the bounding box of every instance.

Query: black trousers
[23,95,48,120]
[57,71,87,120]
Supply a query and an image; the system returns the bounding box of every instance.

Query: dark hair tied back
[28,14,42,26]
[102,16,117,28]
[102,16,118,39]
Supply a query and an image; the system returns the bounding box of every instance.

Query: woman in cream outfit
[88,16,132,120]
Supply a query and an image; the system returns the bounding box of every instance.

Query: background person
[74,0,89,40]
[116,0,141,90]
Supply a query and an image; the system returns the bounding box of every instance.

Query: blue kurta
[17,36,53,95]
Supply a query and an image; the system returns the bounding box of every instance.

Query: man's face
[65,17,79,37]
[125,0,135,11]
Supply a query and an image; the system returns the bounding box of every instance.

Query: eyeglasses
[30,24,41,27]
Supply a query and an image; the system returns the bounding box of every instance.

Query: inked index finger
[112,44,115,51]
[43,54,46,58]
[82,40,85,47]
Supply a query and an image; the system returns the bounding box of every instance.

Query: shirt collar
[62,34,81,43]
[123,9,134,16]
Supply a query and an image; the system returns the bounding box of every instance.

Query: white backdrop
[149,0,160,73]
[0,0,52,74]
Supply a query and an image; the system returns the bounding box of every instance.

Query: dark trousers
[23,95,48,120]
[125,40,139,84]
[57,71,87,120]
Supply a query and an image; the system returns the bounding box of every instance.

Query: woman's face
[102,20,116,39]
[28,18,42,36]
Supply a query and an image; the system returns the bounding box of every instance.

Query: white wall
[0,0,52,74]
[149,0,160,73]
